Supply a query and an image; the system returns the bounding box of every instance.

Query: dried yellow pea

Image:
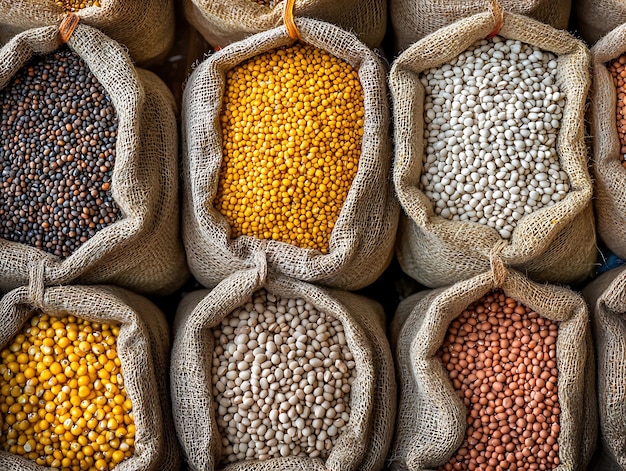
[214,42,364,254]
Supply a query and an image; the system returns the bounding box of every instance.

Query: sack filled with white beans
[389,9,596,289]
[170,262,395,471]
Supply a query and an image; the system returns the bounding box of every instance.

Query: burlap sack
[183,0,386,50]
[0,0,173,65]
[390,11,595,289]
[590,24,626,262]
[0,279,180,470]
[391,0,571,52]
[582,265,626,469]
[389,267,596,470]
[0,25,189,295]
[573,0,626,46]
[170,263,395,471]
[182,18,398,291]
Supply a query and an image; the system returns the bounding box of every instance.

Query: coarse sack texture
[582,265,626,469]
[183,0,386,50]
[170,264,395,471]
[391,0,571,53]
[0,25,189,295]
[182,18,398,291]
[590,24,626,262]
[390,11,596,289]
[0,0,173,65]
[574,0,626,46]
[0,281,180,470]
[389,267,597,471]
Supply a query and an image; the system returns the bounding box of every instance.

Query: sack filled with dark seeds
[0,25,188,295]
[0,0,173,65]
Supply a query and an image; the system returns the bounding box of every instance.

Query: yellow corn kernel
[0,312,134,470]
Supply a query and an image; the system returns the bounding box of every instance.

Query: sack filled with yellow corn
[0,280,180,470]
[182,17,398,291]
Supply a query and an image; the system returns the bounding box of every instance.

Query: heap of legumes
[438,291,560,471]
[0,312,134,471]
[420,36,568,240]
[0,46,120,259]
[211,289,355,464]
[214,42,364,254]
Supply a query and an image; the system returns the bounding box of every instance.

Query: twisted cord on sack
[489,240,508,288]
[486,0,504,39]
[284,0,302,41]
[253,241,269,285]
[28,259,47,309]
[59,12,80,43]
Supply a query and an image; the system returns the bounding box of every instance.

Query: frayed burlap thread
[390,0,570,53]
[390,11,595,289]
[170,267,395,471]
[582,265,626,468]
[183,0,386,49]
[0,25,189,295]
[590,24,626,261]
[0,284,180,470]
[182,18,398,291]
[0,0,173,65]
[389,268,596,470]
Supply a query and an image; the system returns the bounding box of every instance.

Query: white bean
[420,36,568,239]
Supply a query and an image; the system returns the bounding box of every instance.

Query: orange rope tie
[284,0,301,41]
[59,12,80,43]
[486,0,504,39]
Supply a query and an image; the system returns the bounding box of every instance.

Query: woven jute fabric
[389,11,595,289]
[170,264,395,471]
[574,0,626,46]
[0,25,189,295]
[0,282,180,470]
[0,0,173,65]
[391,0,570,52]
[182,18,398,291]
[582,265,626,469]
[590,24,626,261]
[183,0,386,50]
[389,267,597,470]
